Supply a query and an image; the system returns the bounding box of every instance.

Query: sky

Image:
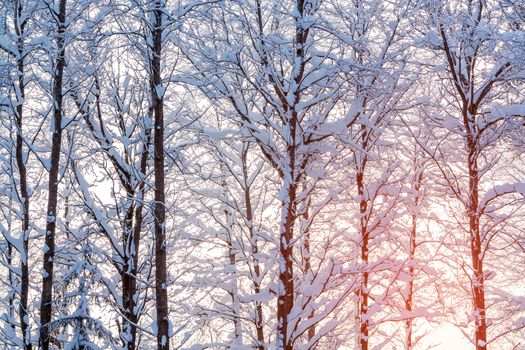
[422,324,473,350]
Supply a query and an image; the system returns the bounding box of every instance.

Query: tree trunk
[12,0,31,347]
[277,114,298,350]
[121,202,137,350]
[356,124,370,350]
[122,125,150,350]
[6,228,16,342]
[301,192,315,342]
[151,2,169,348]
[405,169,423,350]
[276,1,311,345]
[277,176,296,350]
[39,0,67,348]
[242,145,265,349]
[467,134,487,350]
[357,168,369,350]
[304,230,315,343]
[226,228,242,345]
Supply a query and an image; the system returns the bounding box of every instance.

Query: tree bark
[39,0,67,348]
[356,125,370,350]
[121,202,137,350]
[13,0,31,347]
[357,168,369,350]
[150,2,170,348]
[277,172,297,350]
[276,1,311,347]
[6,205,16,341]
[121,126,151,350]
[467,133,487,350]
[276,102,299,350]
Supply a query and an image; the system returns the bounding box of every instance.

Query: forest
[0,0,524,349]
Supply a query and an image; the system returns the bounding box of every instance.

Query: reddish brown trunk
[356,123,370,350]
[276,1,311,346]
[39,0,67,348]
[357,169,369,350]
[467,136,487,350]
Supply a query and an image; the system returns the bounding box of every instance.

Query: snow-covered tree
[419,1,525,348]
[0,1,522,349]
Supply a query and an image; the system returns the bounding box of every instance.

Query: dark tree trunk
[277,107,299,350]
[121,203,137,350]
[122,126,150,350]
[277,176,296,350]
[39,0,67,348]
[13,0,31,347]
[7,238,16,338]
[150,2,169,349]
[276,1,311,346]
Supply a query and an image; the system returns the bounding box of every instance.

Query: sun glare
[423,324,473,350]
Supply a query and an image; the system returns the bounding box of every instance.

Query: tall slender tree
[39,0,67,348]
[0,0,33,347]
[149,1,169,348]
[422,1,525,347]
